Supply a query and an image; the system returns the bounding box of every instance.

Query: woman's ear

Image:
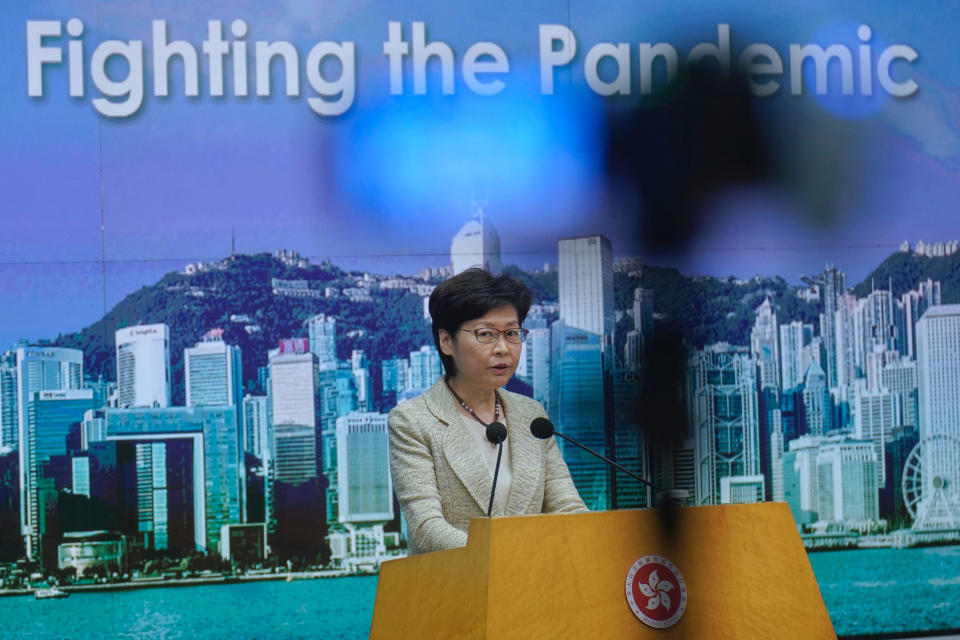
[438,329,455,357]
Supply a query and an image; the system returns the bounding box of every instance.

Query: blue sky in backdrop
[1,0,958,348]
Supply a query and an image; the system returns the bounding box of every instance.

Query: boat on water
[35,586,69,599]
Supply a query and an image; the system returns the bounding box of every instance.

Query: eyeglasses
[461,328,529,344]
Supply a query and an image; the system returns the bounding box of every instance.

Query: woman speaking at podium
[388,268,587,555]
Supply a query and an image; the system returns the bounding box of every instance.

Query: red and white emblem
[625,555,688,628]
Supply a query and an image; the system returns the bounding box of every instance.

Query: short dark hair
[429,268,533,377]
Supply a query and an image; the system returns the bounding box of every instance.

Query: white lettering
[738,43,783,97]
[231,19,249,97]
[877,44,918,97]
[539,24,576,94]
[462,42,508,95]
[90,39,144,117]
[412,22,454,95]
[638,43,677,95]
[66,19,84,97]
[255,40,299,97]
[383,21,409,95]
[203,20,229,97]
[306,41,355,116]
[585,43,630,96]
[26,20,62,97]
[152,20,199,98]
[789,43,853,95]
[688,24,731,73]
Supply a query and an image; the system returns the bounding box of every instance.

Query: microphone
[485,421,507,445]
[529,417,664,494]
[485,421,508,517]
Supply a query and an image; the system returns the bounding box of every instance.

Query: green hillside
[50,253,433,405]
[853,250,960,302]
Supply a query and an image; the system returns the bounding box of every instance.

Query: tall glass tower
[552,235,615,510]
[687,343,760,506]
[550,321,607,510]
[26,389,94,566]
[15,346,83,559]
[306,314,337,367]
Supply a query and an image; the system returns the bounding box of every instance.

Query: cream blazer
[388,378,587,555]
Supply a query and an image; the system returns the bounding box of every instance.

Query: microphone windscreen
[530,417,555,439]
[486,421,508,445]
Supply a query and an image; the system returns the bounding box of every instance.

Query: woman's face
[439,305,523,390]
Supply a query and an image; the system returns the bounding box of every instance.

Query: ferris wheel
[901,434,960,530]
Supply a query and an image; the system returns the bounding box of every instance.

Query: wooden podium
[370,503,835,639]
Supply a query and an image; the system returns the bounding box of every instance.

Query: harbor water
[4,546,959,638]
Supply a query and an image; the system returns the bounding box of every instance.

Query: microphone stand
[550,431,663,493]
[486,443,504,518]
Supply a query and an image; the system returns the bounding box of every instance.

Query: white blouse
[458,413,512,514]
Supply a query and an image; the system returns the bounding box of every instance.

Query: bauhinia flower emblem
[638,569,675,611]
[626,556,687,628]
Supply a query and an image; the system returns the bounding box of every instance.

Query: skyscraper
[852,381,900,490]
[558,235,614,341]
[381,358,409,405]
[881,358,919,429]
[268,340,318,431]
[524,316,551,409]
[407,345,442,393]
[107,405,241,553]
[184,331,243,409]
[915,304,960,525]
[687,343,760,506]
[623,288,654,373]
[1,351,17,452]
[899,279,941,359]
[916,304,960,441]
[783,435,821,525]
[268,340,323,557]
[553,235,615,510]
[185,332,245,521]
[550,321,607,510]
[351,350,371,412]
[242,395,270,462]
[632,287,654,338]
[859,286,898,360]
[820,265,846,388]
[801,361,832,436]
[780,321,814,391]
[306,314,337,367]
[816,437,879,527]
[318,365,359,527]
[115,324,171,409]
[751,298,780,390]
[450,201,502,276]
[26,389,94,565]
[335,412,393,524]
[612,368,647,508]
[834,292,859,388]
[15,346,83,559]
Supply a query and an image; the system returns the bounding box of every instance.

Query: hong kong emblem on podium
[625,555,688,628]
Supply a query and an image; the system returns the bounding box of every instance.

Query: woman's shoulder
[389,393,427,420]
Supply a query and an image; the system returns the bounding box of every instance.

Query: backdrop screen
[2,1,959,638]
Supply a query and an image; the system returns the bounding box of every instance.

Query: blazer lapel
[502,392,541,515]
[423,378,493,514]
